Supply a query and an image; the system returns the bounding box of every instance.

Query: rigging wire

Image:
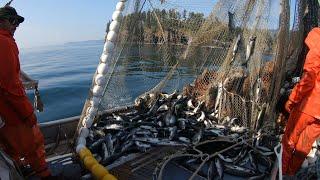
[5,0,14,7]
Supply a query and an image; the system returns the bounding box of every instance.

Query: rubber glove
[285,100,295,113]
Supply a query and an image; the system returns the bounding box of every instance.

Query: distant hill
[64,39,104,46]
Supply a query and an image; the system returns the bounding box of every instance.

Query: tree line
[106,9,205,44]
[105,8,276,51]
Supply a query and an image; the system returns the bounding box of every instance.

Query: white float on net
[87,106,98,116]
[116,2,125,11]
[100,52,112,63]
[107,31,117,42]
[112,11,123,22]
[94,74,106,86]
[103,41,115,54]
[77,137,86,146]
[83,115,94,128]
[109,21,120,32]
[79,127,90,138]
[92,85,104,97]
[90,96,100,108]
[97,63,108,75]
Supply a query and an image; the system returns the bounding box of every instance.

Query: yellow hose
[78,147,117,180]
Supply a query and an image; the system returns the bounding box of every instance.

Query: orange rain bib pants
[282,109,320,175]
[282,28,320,175]
[0,90,50,178]
[0,29,50,177]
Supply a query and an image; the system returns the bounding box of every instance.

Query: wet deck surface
[109,146,184,180]
[28,146,269,180]
[48,153,82,180]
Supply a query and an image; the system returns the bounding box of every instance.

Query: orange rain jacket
[0,29,34,126]
[0,29,25,96]
[289,27,320,119]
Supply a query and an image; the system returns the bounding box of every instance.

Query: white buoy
[83,115,94,128]
[79,127,89,138]
[87,106,98,116]
[76,144,85,153]
[97,63,108,75]
[116,2,125,11]
[112,11,123,22]
[104,41,115,53]
[109,21,120,32]
[100,52,112,63]
[92,85,104,97]
[87,111,96,120]
[107,31,117,42]
[301,159,309,168]
[76,0,127,155]
[90,97,100,108]
[77,137,86,146]
[95,74,106,86]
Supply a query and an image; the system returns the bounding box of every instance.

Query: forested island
[105,8,276,51]
[106,9,206,44]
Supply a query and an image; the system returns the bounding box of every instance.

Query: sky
[2,0,119,49]
[1,0,297,49]
[4,0,218,49]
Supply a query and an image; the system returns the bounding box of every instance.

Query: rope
[157,153,200,180]
[156,137,256,180]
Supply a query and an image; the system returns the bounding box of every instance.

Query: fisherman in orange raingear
[282,27,320,176]
[0,5,53,179]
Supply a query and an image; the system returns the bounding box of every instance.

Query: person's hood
[304,28,320,68]
[306,28,320,53]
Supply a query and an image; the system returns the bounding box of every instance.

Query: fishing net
[78,0,308,133]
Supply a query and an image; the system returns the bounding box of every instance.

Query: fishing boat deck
[42,146,206,180]
[109,146,184,180]
[47,153,82,180]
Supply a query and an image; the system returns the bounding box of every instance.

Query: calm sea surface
[21,40,105,122]
[21,40,198,122]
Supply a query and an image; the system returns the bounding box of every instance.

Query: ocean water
[20,40,197,123]
[21,40,103,123]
